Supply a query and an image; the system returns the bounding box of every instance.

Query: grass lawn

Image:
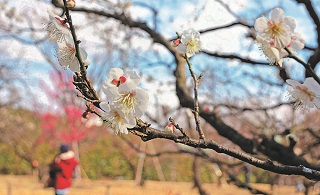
[0,175,308,195]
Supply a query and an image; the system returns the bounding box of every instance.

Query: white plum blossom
[286,77,320,111]
[256,35,283,67]
[100,103,136,134]
[254,8,296,48]
[176,28,201,57]
[46,10,72,43]
[101,68,149,134]
[83,115,103,128]
[57,37,89,72]
[103,68,149,117]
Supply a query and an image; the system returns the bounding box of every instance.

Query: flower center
[267,21,283,38]
[297,86,315,101]
[186,39,199,54]
[117,92,137,113]
[58,43,76,64]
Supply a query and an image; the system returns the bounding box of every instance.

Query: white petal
[313,98,320,108]
[286,79,301,87]
[109,68,124,79]
[102,85,121,99]
[254,16,268,33]
[118,80,136,93]
[100,102,110,112]
[83,58,91,66]
[69,59,80,72]
[126,116,136,128]
[284,17,296,32]
[181,35,191,44]
[270,8,285,22]
[293,32,306,43]
[277,58,284,67]
[177,44,187,54]
[63,33,74,45]
[273,30,291,48]
[279,48,288,58]
[135,88,149,103]
[306,100,314,108]
[286,86,294,93]
[135,104,148,117]
[289,42,303,52]
[119,125,128,134]
[270,47,281,60]
[79,47,88,60]
[304,77,320,95]
[125,70,141,86]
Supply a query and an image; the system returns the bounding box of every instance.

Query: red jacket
[53,151,79,189]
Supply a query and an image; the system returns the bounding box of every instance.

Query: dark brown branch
[202,50,270,65]
[199,22,252,34]
[285,48,320,85]
[296,0,320,46]
[120,135,241,167]
[128,123,320,180]
[296,0,320,76]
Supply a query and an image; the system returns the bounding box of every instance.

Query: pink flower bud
[165,123,175,133]
[172,39,181,47]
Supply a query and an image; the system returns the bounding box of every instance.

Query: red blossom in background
[37,71,96,145]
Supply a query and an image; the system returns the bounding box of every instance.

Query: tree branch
[128,122,320,180]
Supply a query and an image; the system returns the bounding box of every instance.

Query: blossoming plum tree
[45,0,320,183]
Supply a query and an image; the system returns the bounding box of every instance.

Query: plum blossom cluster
[172,28,202,58]
[286,78,320,111]
[46,4,90,72]
[100,68,149,134]
[254,8,305,67]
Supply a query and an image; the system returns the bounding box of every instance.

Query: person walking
[50,144,79,195]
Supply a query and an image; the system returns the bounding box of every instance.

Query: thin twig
[185,56,205,140]
[169,117,189,138]
[285,47,320,85]
[62,0,101,105]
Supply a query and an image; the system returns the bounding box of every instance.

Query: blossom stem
[62,0,84,73]
[62,0,101,105]
[285,47,320,85]
[169,117,188,138]
[185,56,205,140]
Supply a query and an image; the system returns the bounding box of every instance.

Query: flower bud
[82,111,90,119]
[164,123,175,133]
[66,0,76,8]
[172,39,181,47]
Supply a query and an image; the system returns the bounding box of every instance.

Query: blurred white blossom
[176,28,201,57]
[286,77,320,111]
